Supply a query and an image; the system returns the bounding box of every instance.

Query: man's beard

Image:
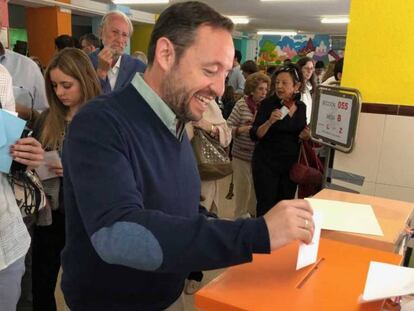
[161,71,200,123]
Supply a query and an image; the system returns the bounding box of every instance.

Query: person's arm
[11,137,44,169]
[32,65,49,112]
[250,99,279,141]
[227,101,251,138]
[2,72,15,111]
[255,109,283,139]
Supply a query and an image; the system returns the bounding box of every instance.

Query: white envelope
[306,198,383,236]
[35,150,62,180]
[361,261,414,302]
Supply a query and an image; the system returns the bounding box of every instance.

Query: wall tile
[377,115,414,188]
[333,113,386,182]
[375,184,414,203]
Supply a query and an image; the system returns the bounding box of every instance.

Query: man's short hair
[234,49,242,64]
[55,35,75,51]
[101,11,133,37]
[334,58,344,80]
[241,60,258,76]
[80,33,100,49]
[147,1,234,66]
[315,60,325,70]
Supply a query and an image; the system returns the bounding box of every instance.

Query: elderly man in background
[89,11,146,93]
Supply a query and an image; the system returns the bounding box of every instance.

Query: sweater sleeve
[64,105,270,274]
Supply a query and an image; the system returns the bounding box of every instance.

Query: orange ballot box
[314,189,414,252]
[195,238,401,311]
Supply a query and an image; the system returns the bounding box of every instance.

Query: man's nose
[210,74,226,97]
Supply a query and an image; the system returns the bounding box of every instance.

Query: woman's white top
[301,81,313,124]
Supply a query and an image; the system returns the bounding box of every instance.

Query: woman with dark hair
[250,64,309,216]
[32,48,101,310]
[296,57,316,123]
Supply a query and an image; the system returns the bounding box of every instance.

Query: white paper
[306,198,383,236]
[361,261,414,302]
[296,210,322,270]
[35,151,61,181]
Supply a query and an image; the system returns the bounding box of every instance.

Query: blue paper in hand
[0,109,26,173]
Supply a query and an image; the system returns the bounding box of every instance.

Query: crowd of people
[0,1,349,310]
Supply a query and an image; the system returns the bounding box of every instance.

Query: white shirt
[0,66,31,270]
[0,64,15,111]
[0,49,48,111]
[227,65,245,94]
[301,81,313,124]
[107,55,122,91]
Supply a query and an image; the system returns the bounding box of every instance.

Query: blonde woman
[32,48,101,310]
[227,72,270,218]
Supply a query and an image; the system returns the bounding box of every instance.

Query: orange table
[314,189,414,252]
[195,238,401,311]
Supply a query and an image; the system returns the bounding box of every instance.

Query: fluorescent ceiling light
[227,16,250,24]
[257,30,297,36]
[321,17,349,24]
[112,0,169,4]
[261,0,334,2]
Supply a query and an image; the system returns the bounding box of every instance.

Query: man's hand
[97,47,114,79]
[263,199,314,251]
[10,137,44,169]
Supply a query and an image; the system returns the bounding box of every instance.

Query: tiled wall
[333,112,414,203]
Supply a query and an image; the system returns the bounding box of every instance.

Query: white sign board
[315,93,353,145]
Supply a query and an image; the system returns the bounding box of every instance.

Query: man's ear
[154,37,176,72]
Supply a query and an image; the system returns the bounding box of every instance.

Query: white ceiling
[106,0,351,35]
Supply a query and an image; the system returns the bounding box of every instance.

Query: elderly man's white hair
[100,11,134,36]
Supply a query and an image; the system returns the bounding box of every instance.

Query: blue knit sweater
[61,83,270,310]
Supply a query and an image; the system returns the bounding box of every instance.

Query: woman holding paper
[32,48,101,311]
[250,64,310,217]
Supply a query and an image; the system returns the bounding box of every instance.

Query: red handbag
[289,141,324,185]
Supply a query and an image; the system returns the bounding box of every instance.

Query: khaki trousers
[232,157,256,218]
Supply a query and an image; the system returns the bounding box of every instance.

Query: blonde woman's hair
[41,48,101,149]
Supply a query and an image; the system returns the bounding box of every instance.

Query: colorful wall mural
[258,34,342,66]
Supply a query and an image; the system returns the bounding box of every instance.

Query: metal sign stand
[310,85,364,193]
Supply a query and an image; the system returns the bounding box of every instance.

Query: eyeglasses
[277,66,300,82]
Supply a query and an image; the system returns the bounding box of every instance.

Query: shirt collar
[110,55,122,74]
[131,73,185,141]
